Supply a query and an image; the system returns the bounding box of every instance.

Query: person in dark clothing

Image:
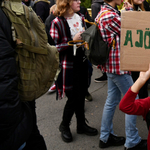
[91,0,104,20]
[45,12,55,45]
[45,4,56,45]
[34,0,50,23]
[21,1,48,150]
[50,0,98,143]
[79,6,93,101]
[80,6,93,26]
[0,2,33,150]
[91,0,108,83]
[0,0,47,150]
[49,0,55,8]
[22,0,34,7]
[143,0,150,11]
[23,101,47,150]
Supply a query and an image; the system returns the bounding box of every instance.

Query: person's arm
[50,19,72,52]
[131,64,150,93]
[119,64,150,118]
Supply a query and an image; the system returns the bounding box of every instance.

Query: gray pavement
[36,66,148,150]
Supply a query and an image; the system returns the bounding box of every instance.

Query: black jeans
[62,58,88,126]
[23,101,47,150]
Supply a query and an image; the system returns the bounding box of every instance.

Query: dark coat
[34,0,50,23]
[45,12,56,45]
[22,0,34,7]
[49,0,55,8]
[143,0,150,11]
[0,7,32,150]
[80,6,93,25]
[91,0,104,20]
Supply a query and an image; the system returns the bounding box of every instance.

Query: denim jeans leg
[100,73,121,142]
[100,73,141,147]
[117,74,141,148]
[109,73,141,148]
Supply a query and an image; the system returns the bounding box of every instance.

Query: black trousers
[132,71,149,99]
[62,58,88,126]
[23,101,47,150]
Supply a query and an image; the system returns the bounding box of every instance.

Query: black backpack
[81,11,115,66]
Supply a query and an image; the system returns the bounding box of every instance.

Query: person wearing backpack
[96,1,147,150]
[46,4,94,102]
[0,0,59,149]
[0,2,33,150]
[119,64,150,150]
[50,0,98,143]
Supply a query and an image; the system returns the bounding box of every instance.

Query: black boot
[77,122,98,136]
[59,122,73,143]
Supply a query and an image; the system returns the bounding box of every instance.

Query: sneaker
[94,74,107,83]
[85,91,93,101]
[48,84,56,93]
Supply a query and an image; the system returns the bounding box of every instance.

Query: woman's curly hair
[54,0,73,16]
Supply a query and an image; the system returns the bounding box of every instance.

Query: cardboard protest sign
[120,11,150,71]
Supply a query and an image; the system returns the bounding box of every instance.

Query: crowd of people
[1,0,150,149]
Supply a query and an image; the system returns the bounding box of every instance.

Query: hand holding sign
[124,1,133,9]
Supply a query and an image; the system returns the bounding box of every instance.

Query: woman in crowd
[49,0,98,143]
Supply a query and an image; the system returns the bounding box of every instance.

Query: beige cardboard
[120,11,150,71]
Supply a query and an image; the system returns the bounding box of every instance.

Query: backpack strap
[84,11,110,25]
[84,10,115,49]
[96,10,110,24]
[97,10,115,49]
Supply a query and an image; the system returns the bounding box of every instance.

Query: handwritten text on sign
[123,28,150,49]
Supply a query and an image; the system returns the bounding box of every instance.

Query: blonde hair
[127,0,145,11]
[54,0,73,16]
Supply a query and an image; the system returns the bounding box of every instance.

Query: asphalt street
[36,66,148,150]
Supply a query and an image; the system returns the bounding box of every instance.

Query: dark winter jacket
[45,12,55,45]
[49,0,55,8]
[91,0,104,20]
[80,6,93,27]
[34,0,50,23]
[0,7,32,150]
[22,0,34,7]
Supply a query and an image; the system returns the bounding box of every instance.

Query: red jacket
[119,88,150,150]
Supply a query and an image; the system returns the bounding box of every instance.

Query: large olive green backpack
[1,0,59,101]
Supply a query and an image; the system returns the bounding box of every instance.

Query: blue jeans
[100,73,141,148]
